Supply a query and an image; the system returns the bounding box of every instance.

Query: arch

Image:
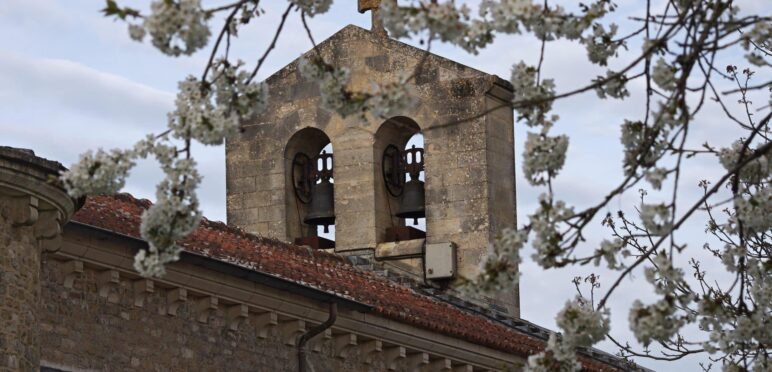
[284,127,333,244]
[373,117,423,243]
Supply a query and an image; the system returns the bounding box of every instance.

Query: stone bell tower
[226,3,519,316]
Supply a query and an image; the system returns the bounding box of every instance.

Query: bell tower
[226,5,518,316]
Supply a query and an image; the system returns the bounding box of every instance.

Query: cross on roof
[358,0,387,36]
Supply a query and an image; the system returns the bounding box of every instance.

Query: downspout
[297,302,338,372]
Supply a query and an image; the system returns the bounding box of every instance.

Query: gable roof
[261,24,513,92]
[69,194,624,371]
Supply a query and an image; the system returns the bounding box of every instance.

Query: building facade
[1,147,627,371]
[0,8,635,371]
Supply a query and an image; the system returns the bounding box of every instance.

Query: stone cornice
[54,222,524,370]
[0,146,81,251]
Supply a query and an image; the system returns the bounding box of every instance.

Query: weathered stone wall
[39,259,373,372]
[0,147,77,371]
[483,93,519,313]
[0,203,41,371]
[36,225,525,372]
[226,25,518,315]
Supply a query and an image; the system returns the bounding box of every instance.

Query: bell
[396,178,425,225]
[304,178,336,233]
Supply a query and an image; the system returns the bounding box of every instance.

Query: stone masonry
[0,147,78,371]
[225,25,519,315]
[38,259,360,372]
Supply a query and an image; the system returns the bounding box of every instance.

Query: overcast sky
[1,1,769,370]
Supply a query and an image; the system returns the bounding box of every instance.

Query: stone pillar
[0,147,79,371]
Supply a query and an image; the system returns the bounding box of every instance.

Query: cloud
[0,52,173,129]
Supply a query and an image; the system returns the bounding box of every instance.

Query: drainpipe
[297,302,338,372]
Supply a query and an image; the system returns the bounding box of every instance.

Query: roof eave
[65,221,373,313]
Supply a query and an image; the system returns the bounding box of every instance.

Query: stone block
[224,24,518,314]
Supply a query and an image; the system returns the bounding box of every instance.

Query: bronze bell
[394,144,425,225]
[304,178,336,233]
[396,178,425,225]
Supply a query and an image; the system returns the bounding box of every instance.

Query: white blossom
[593,71,629,99]
[366,77,415,119]
[620,119,668,175]
[381,1,482,53]
[526,333,582,372]
[128,23,146,41]
[652,58,677,92]
[523,132,569,185]
[458,20,493,54]
[698,260,772,366]
[379,0,410,39]
[555,297,610,347]
[383,0,611,55]
[741,21,771,52]
[718,140,771,185]
[629,297,685,346]
[479,0,532,34]
[644,167,668,190]
[593,238,625,269]
[136,157,203,277]
[169,66,267,146]
[291,0,332,17]
[527,297,609,371]
[640,203,672,236]
[61,148,135,198]
[718,243,746,273]
[582,23,618,66]
[510,62,557,127]
[298,56,364,117]
[142,0,210,56]
[645,253,692,301]
[529,194,574,268]
[168,77,239,145]
[472,228,527,294]
[212,60,270,118]
[731,186,772,235]
[629,254,694,345]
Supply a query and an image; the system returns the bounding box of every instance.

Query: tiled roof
[71,194,620,371]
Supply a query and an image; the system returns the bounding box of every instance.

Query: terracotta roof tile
[71,194,620,371]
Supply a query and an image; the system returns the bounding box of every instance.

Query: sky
[1,1,769,370]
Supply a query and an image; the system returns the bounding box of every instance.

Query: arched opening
[374,117,426,243]
[284,128,335,249]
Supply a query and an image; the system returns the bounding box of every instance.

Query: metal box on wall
[425,242,456,280]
